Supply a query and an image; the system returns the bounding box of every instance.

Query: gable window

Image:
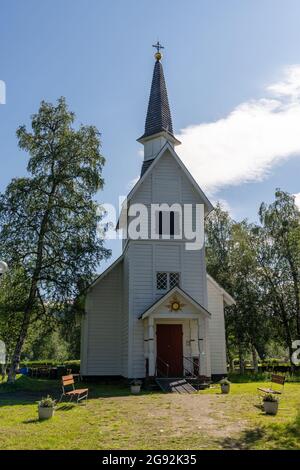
[158,211,163,236]
[156,272,180,291]
[156,272,168,290]
[157,210,178,236]
[170,211,175,236]
[169,272,180,289]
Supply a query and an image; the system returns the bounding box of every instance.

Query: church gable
[130,143,213,213]
[139,286,211,320]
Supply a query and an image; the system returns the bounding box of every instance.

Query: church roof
[139,57,174,140]
[140,158,154,177]
[207,274,236,306]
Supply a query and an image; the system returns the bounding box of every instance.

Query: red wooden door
[156,324,183,377]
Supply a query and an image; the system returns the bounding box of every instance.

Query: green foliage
[0,97,110,379]
[206,190,300,372]
[257,189,300,352]
[263,393,278,402]
[228,372,270,383]
[219,378,231,385]
[23,330,70,363]
[38,395,56,408]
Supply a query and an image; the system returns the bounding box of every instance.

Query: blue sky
[1,0,300,270]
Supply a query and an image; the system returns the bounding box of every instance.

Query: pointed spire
[141,44,174,139]
[138,44,181,176]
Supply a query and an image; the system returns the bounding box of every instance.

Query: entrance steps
[155,378,197,394]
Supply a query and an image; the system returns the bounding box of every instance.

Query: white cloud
[211,198,233,216]
[137,148,144,159]
[177,65,300,195]
[127,176,139,190]
[294,192,300,209]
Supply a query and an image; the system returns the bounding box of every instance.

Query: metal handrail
[155,356,170,377]
[183,356,199,379]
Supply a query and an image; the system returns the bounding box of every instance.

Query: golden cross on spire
[152,41,164,53]
[152,41,164,61]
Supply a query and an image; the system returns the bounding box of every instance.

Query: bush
[228,372,270,383]
[263,393,278,403]
[19,360,81,376]
[219,378,231,385]
[228,370,300,383]
[19,359,80,368]
[38,395,56,408]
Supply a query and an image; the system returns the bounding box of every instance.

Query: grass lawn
[0,376,299,450]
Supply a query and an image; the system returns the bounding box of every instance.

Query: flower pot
[38,405,55,420]
[263,401,278,415]
[221,384,230,394]
[131,384,141,394]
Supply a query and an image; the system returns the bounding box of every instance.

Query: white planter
[38,406,55,420]
[131,384,141,394]
[263,401,278,415]
[221,384,230,394]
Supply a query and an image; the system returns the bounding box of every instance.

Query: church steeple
[143,43,173,138]
[138,43,181,175]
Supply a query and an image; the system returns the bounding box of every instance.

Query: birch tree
[0,98,110,381]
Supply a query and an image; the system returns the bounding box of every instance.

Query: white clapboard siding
[181,246,207,307]
[122,255,130,377]
[81,260,124,375]
[81,144,229,379]
[207,277,227,375]
[129,148,207,242]
[125,148,210,378]
[127,243,153,378]
[152,151,181,204]
[154,243,181,272]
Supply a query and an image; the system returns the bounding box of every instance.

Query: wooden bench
[257,374,285,395]
[59,374,88,404]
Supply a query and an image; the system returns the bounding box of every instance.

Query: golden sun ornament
[166,297,185,312]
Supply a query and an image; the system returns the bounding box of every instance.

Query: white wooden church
[80,46,234,384]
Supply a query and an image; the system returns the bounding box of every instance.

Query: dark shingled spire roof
[142,59,174,139]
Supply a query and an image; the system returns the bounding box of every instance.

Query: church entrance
[156,324,183,377]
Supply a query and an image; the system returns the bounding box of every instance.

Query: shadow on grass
[220,413,300,450]
[0,375,158,408]
[22,418,41,424]
[56,403,76,411]
[0,375,58,394]
[21,404,77,423]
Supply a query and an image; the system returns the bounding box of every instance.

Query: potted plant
[38,395,56,420]
[219,378,231,394]
[130,379,142,394]
[262,393,279,415]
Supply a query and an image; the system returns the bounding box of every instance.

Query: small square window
[169,272,180,289]
[156,272,180,291]
[156,272,168,290]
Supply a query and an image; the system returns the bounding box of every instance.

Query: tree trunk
[251,345,258,373]
[7,183,57,382]
[238,343,245,374]
[278,303,295,372]
[286,251,300,338]
[225,332,233,373]
[288,342,296,373]
[7,308,31,383]
[1,363,6,381]
[228,356,234,374]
